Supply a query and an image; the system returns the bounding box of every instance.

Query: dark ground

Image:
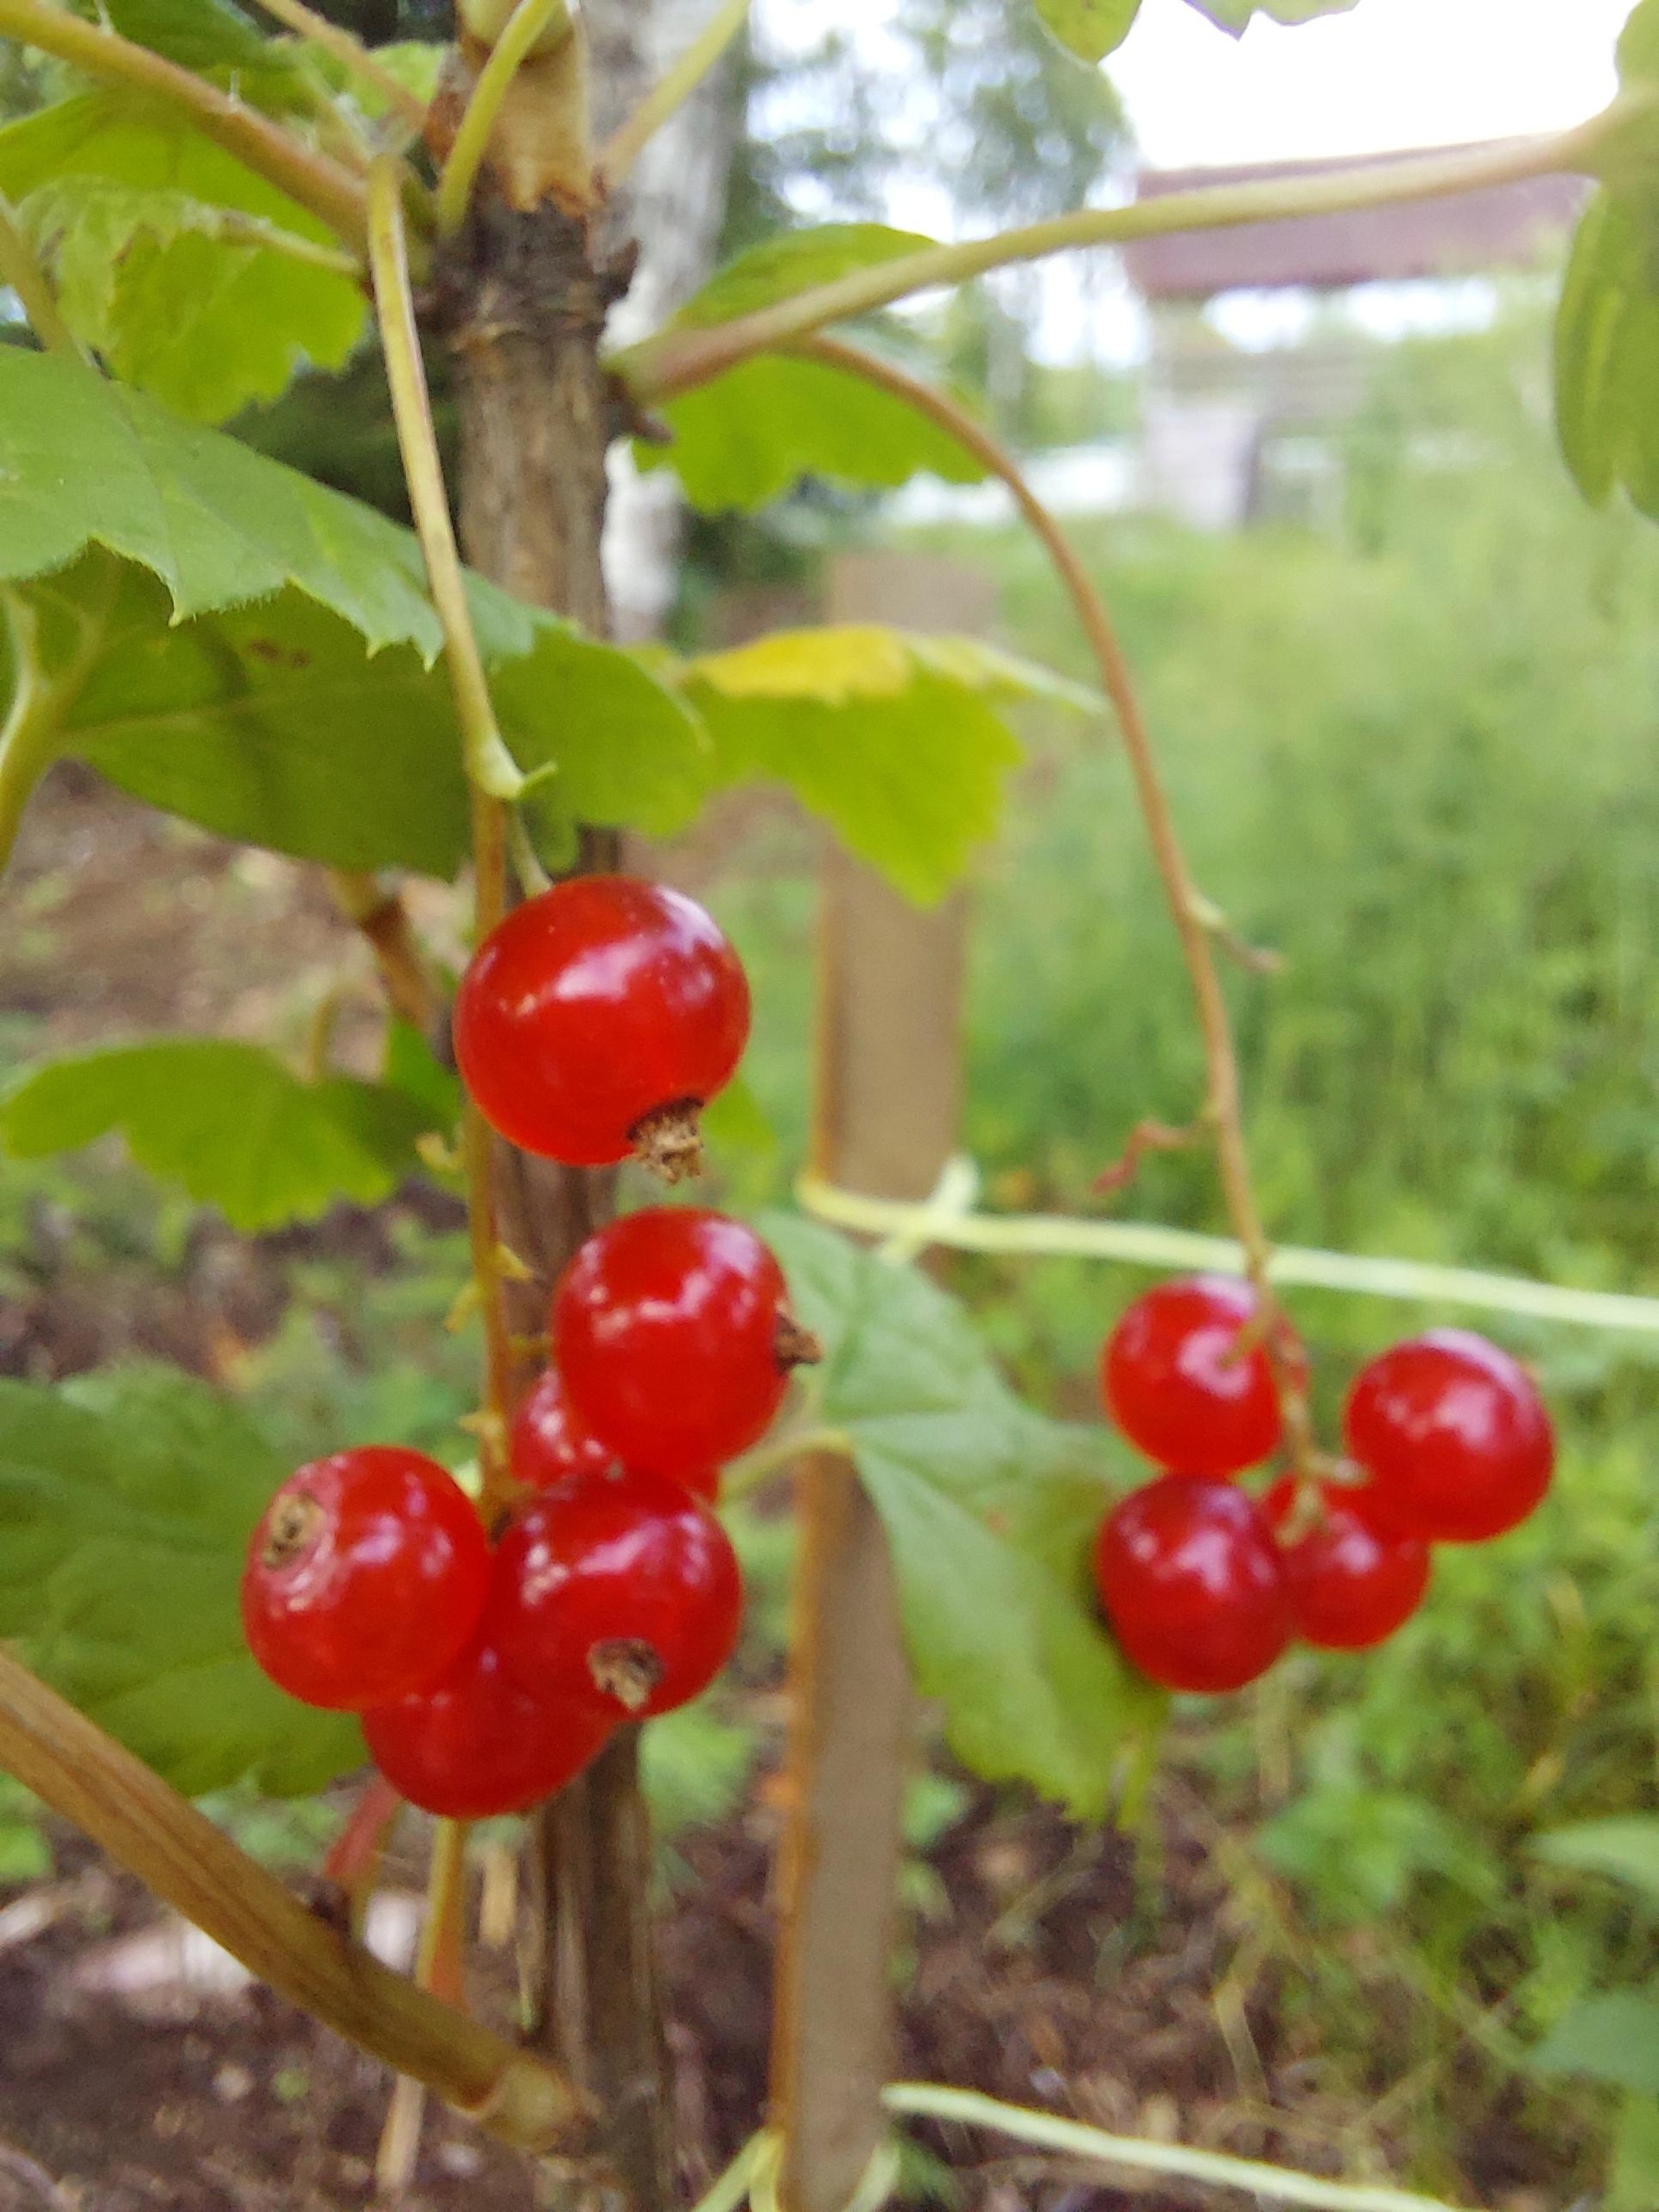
[0,771,1567,2211]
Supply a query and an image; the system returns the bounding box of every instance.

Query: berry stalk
[796,334,1319,1471]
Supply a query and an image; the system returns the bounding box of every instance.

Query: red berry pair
[454,874,750,1180]
[242,1448,742,1818]
[1091,1277,1554,1694]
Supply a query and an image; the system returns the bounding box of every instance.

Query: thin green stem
[251,0,430,132]
[0,576,119,877]
[881,2085,1471,2212]
[436,0,573,236]
[620,100,1640,403]
[0,1645,590,2150]
[0,191,82,360]
[689,2132,768,2212]
[366,156,525,802]
[596,0,748,191]
[0,0,371,252]
[212,211,363,274]
[792,334,1318,1469]
[378,1815,473,2192]
[367,157,524,1517]
[796,1169,1659,1338]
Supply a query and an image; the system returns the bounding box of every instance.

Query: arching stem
[793,334,1319,1469]
[621,99,1642,404]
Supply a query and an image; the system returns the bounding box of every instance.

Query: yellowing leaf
[674,626,1098,904]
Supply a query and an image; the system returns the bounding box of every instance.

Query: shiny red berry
[509,1367,720,1502]
[1091,1473,1291,1694]
[241,1448,490,1712]
[511,1367,615,1490]
[1343,1330,1554,1542]
[554,1209,817,1480]
[453,875,750,1175]
[492,1468,742,1719]
[1262,1478,1430,1649]
[1102,1275,1283,1478]
[363,1636,613,1819]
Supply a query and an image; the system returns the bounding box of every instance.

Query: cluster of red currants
[1090,1276,1554,1696]
[241,877,817,1817]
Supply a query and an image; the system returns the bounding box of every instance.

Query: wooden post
[770,552,995,2212]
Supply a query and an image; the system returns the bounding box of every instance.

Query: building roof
[1122,147,1589,300]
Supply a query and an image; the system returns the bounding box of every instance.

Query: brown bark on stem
[434,126,675,2212]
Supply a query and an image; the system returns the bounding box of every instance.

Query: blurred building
[1122,147,1588,531]
[890,146,1587,534]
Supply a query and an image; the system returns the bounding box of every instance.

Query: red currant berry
[509,1368,721,1502]
[1101,1275,1284,1478]
[492,1468,742,1719]
[364,1637,613,1819]
[241,1448,490,1712]
[1091,1473,1291,1694]
[511,1367,614,1490]
[554,1209,818,1480]
[1262,1478,1430,1650]
[1343,1330,1554,1542]
[453,875,750,1177]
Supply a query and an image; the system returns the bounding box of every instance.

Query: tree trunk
[437,179,675,2212]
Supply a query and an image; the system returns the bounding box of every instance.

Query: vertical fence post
[770,552,995,2212]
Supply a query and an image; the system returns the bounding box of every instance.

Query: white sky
[1110,0,1632,169]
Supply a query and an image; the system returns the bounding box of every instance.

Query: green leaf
[383,1019,463,1128]
[1619,1,1659,84]
[638,352,988,514]
[0,1367,362,1796]
[0,347,437,648]
[1532,1992,1659,2095]
[0,93,363,422]
[1553,188,1659,519]
[1256,1783,1498,1923]
[671,224,939,331]
[0,1040,440,1232]
[1610,2095,1659,2212]
[1182,0,1358,28]
[98,0,308,98]
[1534,1816,1659,1903]
[762,1216,1156,1820]
[677,627,1096,905]
[0,353,706,874]
[1034,0,1141,63]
